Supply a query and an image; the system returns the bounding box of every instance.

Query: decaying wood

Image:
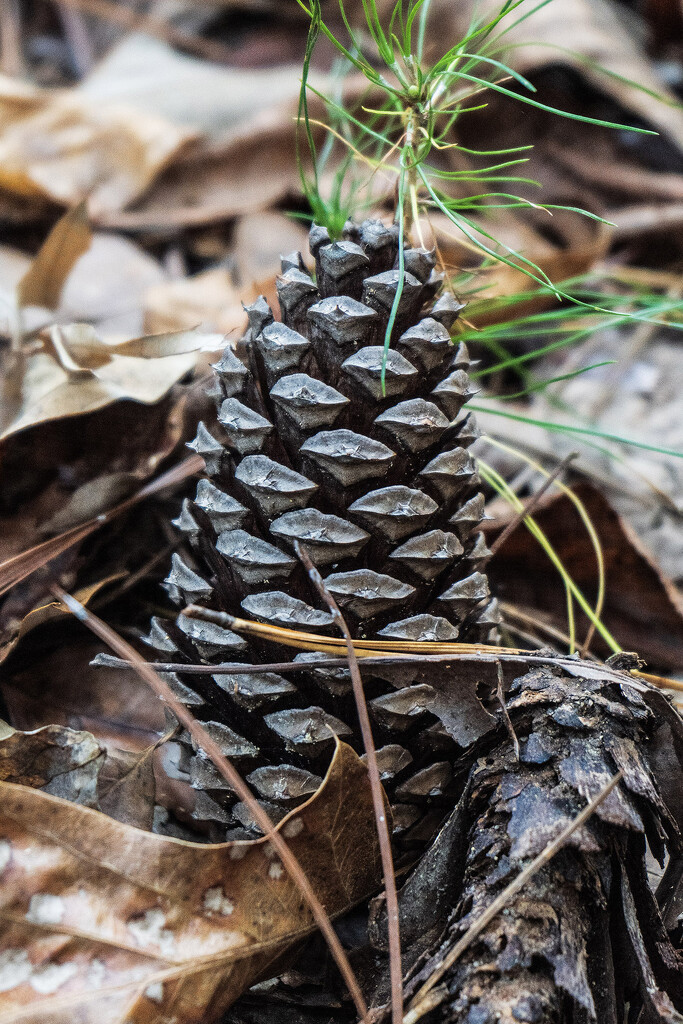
[363,663,683,1024]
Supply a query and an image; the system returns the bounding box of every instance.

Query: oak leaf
[0,740,384,1023]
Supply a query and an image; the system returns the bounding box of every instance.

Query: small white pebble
[127,909,176,957]
[0,950,31,993]
[268,861,284,880]
[29,962,78,995]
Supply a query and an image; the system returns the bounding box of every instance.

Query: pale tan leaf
[58,233,167,337]
[17,203,92,311]
[232,212,311,287]
[79,34,310,147]
[0,327,221,439]
[0,741,383,1024]
[143,269,247,335]
[102,330,226,361]
[97,746,157,831]
[0,73,194,215]
[49,324,225,370]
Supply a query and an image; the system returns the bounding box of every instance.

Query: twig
[51,585,370,1024]
[136,619,683,694]
[293,541,403,1024]
[489,452,578,556]
[608,202,683,241]
[403,770,625,1024]
[57,1,95,75]
[499,601,600,660]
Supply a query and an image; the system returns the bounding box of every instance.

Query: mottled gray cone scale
[148,219,499,840]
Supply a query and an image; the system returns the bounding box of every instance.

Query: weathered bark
[369,663,683,1024]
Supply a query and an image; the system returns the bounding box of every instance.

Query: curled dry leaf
[16,203,92,313]
[1,323,223,440]
[143,269,247,337]
[0,740,384,1024]
[88,36,336,231]
[0,227,165,342]
[0,576,123,665]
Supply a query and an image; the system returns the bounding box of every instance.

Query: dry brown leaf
[17,203,92,311]
[0,721,104,806]
[0,232,167,341]
[0,715,156,844]
[103,122,306,232]
[78,35,310,148]
[59,233,167,337]
[424,209,609,323]
[232,212,312,286]
[1,637,166,752]
[1,324,222,439]
[0,575,123,665]
[479,0,683,150]
[385,0,683,150]
[0,73,193,215]
[97,745,158,832]
[0,740,383,1024]
[71,34,327,229]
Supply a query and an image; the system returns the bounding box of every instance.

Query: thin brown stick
[608,202,683,241]
[52,584,370,1024]
[0,455,203,597]
[402,770,624,1024]
[489,452,578,556]
[500,601,600,660]
[57,1,95,75]
[294,541,403,1024]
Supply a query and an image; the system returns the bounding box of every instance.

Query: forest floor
[0,2,683,1023]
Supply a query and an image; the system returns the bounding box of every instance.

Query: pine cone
[146,219,498,839]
